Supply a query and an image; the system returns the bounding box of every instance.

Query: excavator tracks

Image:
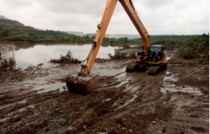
[126,63,148,72]
[126,63,138,72]
[148,62,167,75]
[126,62,167,75]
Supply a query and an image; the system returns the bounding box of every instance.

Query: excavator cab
[148,45,165,62]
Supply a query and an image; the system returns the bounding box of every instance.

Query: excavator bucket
[66,74,94,95]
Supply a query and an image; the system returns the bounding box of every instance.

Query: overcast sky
[0,0,209,35]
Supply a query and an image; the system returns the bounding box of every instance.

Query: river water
[15,44,118,68]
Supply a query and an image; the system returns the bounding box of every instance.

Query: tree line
[0,22,207,47]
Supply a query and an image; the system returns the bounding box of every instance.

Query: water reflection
[15,44,117,68]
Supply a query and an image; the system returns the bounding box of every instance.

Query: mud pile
[108,49,136,59]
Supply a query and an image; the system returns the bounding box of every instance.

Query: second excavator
[66,0,167,95]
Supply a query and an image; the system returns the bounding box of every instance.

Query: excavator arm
[120,0,149,57]
[81,0,150,76]
[66,0,150,94]
[80,0,118,76]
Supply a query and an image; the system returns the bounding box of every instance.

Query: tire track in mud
[0,60,209,134]
[0,89,81,134]
[0,67,165,133]
[79,71,170,133]
[72,65,209,134]
[151,66,209,134]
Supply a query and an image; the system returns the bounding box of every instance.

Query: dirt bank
[0,48,209,134]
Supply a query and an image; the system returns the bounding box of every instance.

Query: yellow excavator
[66,0,167,95]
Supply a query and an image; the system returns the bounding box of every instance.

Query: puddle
[33,82,66,93]
[115,81,128,88]
[162,71,203,95]
[124,85,140,93]
[161,85,203,95]
[170,95,194,107]
[10,61,128,94]
[10,66,70,93]
[166,57,171,60]
[115,71,127,79]
[112,71,130,88]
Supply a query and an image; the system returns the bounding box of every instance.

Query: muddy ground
[0,49,209,134]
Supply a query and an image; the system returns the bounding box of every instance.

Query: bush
[178,34,209,60]
[50,50,81,64]
[0,58,16,71]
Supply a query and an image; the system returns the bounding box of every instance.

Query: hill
[0,15,24,27]
[0,15,204,46]
[0,15,89,43]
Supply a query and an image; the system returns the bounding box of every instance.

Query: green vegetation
[172,34,209,62]
[0,23,142,44]
[0,22,207,48]
[179,34,209,59]
[149,35,191,45]
[104,35,191,45]
[103,37,140,45]
[0,22,93,43]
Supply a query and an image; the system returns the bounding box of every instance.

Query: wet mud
[0,50,209,134]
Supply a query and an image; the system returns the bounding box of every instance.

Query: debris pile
[0,57,24,83]
[0,44,16,71]
[108,50,136,59]
[50,51,81,64]
[0,57,16,71]
[95,58,109,63]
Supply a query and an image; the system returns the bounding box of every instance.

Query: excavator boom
[120,0,150,57]
[66,0,165,95]
[81,0,118,76]
[66,0,118,95]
